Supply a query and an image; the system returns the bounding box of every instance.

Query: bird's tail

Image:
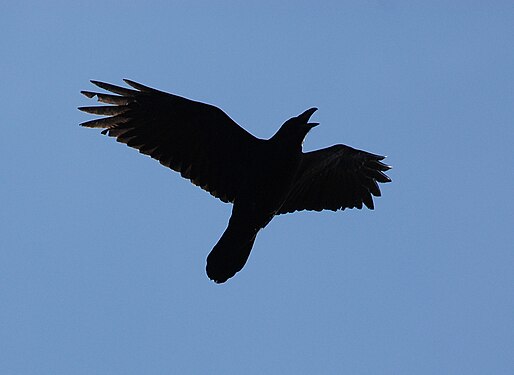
[206,222,257,283]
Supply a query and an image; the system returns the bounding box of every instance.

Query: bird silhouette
[79,80,391,283]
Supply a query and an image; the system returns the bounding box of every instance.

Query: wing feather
[278,144,391,214]
[79,79,260,203]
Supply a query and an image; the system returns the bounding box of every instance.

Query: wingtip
[380,155,393,169]
[80,90,96,98]
[90,80,110,91]
[123,79,156,92]
[364,199,375,210]
[123,78,142,90]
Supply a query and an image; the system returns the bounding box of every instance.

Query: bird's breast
[238,152,301,214]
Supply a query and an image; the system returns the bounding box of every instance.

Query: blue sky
[1,1,513,374]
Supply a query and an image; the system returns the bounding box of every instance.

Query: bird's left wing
[277,145,391,214]
[79,80,260,203]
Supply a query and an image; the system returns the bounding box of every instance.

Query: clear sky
[1,1,513,374]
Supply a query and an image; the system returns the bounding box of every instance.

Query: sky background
[1,1,513,374]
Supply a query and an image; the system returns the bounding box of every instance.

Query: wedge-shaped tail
[206,219,258,283]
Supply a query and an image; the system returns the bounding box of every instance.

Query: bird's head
[272,107,319,146]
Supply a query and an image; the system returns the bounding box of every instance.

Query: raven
[79,80,391,283]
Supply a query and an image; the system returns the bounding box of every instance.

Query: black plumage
[79,80,391,283]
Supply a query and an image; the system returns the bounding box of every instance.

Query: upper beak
[298,107,319,128]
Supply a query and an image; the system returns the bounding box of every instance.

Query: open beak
[298,107,319,128]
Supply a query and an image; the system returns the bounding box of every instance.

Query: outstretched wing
[79,80,260,203]
[277,144,391,214]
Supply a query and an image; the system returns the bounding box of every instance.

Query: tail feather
[206,224,257,283]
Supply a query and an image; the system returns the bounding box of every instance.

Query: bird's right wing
[79,80,260,203]
[277,145,391,214]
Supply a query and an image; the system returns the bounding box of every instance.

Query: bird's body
[207,128,310,282]
[80,80,391,283]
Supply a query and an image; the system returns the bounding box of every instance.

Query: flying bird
[79,80,391,283]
